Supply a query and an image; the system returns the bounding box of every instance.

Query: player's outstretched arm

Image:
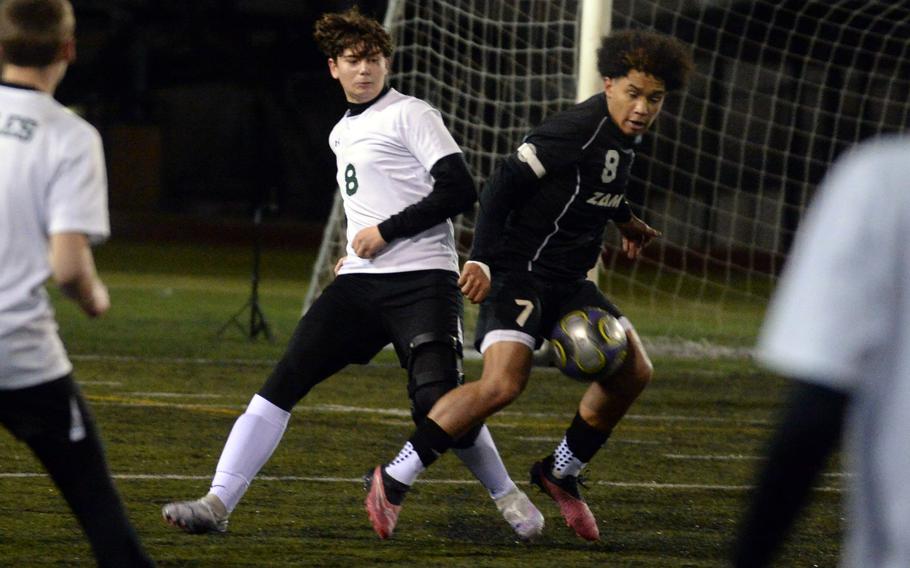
[614,213,661,260]
[50,232,110,317]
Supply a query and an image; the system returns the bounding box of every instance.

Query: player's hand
[333,256,347,276]
[615,214,661,260]
[459,261,491,304]
[352,226,387,259]
[84,279,110,318]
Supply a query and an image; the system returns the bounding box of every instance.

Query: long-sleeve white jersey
[329,88,462,275]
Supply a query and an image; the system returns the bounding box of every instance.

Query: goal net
[305,0,910,355]
[603,0,910,353]
[303,0,581,347]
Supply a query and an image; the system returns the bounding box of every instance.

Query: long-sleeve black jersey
[470,93,638,280]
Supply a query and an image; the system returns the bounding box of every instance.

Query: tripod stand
[217,203,274,342]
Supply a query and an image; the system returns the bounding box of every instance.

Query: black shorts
[0,374,93,444]
[261,269,465,409]
[474,271,622,352]
[294,269,463,370]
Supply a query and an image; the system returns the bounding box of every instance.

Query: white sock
[551,436,586,479]
[453,425,517,500]
[384,441,425,486]
[209,394,290,513]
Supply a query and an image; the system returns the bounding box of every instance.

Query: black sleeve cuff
[612,198,633,223]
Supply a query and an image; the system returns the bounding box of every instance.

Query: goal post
[577,0,611,288]
[577,0,612,102]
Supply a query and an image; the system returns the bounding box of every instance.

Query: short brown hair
[597,29,693,91]
[313,6,393,60]
[0,0,73,67]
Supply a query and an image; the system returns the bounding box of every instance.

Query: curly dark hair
[597,29,693,91]
[313,6,393,60]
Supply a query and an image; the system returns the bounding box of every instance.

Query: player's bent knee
[604,342,653,396]
[631,365,653,395]
[633,350,654,386]
[411,381,456,423]
[478,373,525,411]
[407,334,464,423]
[616,318,653,388]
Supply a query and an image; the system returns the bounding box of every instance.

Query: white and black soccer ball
[549,307,628,381]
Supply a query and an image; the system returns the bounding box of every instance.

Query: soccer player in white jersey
[0,1,155,566]
[162,7,543,541]
[733,135,910,567]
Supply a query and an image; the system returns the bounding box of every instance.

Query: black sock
[408,418,454,468]
[380,468,411,506]
[564,411,611,463]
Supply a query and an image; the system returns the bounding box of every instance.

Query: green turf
[0,240,840,566]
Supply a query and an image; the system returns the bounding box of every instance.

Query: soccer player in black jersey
[366,29,694,541]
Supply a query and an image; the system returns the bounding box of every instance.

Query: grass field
[0,240,841,567]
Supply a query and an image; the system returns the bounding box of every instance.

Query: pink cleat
[530,457,600,541]
[364,466,402,539]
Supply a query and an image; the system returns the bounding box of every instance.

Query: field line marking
[84,394,772,426]
[498,408,771,424]
[71,354,277,367]
[517,436,660,445]
[131,392,227,399]
[664,454,765,461]
[85,394,241,416]
[70,335,754,363]
[0,472,841,493]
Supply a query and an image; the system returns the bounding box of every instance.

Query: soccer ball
[549,307,628,381]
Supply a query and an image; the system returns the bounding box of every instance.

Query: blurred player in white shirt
[162,7,543,541]
[734,135,910,567]
[0,0,154,565]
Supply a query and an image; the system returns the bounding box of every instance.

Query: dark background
[55,1,388,241]
[18,1,909,254]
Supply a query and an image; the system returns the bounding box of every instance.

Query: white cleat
[162,493,229,534]
[495,486,545,541]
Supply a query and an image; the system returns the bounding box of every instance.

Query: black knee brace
[407,333,482,448]
[407,333,463,422]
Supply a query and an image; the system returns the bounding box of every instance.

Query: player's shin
[365,419,456,539]
[529,412,607,541]
[550,411,611,479]
[452,424,515,499]
[209,394,291,512]
[453,424,545,539]
[383,418,454,500]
